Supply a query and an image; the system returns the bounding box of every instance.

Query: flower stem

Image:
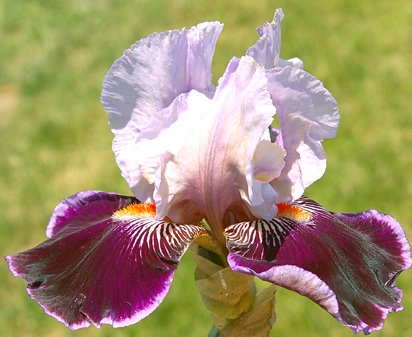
[191,245,276,337]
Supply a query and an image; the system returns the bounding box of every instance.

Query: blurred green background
[1,0,411,336]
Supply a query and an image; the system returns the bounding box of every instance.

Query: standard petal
[6,191,207,329]
[154,56,278,239]
[123,92,201,201]
[267,66,340,201]
[246,8,284,69]
[225,197,411,334]
[247,9,303,70]
[101,22,223,200]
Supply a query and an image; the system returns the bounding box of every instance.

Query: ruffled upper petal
[225,197,411,334]
[246,8,284,69]
[267,66,340,201]
[246,10,339,201]
[153,56,278,238]
[101,22,223,200]
[247,8,303,70]
[6,191,207,329]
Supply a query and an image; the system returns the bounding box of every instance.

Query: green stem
[191,245,276,337]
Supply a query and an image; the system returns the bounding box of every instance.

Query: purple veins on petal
[6,191,207,329]
[225,196,411,334]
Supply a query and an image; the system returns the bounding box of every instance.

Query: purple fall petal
[225,197,411,334]
[46,190,134,238]
[6,191,206,329]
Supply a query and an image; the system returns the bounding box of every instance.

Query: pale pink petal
[101,22,223,200]
[154,56,278,237]
[278,57,304,69]
[247,9,303,70]
[253,140,285,182]
[267,66,339,201]
[126,93,199,200]
[246,8,284,69]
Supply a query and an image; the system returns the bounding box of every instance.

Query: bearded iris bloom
[6,9,411,335]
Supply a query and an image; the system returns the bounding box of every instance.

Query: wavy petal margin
[101,22,223,201]
[6,191,207,329]
[267,67,340,201]
[247,8,303,70]
[246,8,284,69]
[225,197,411,334]
[155,56,278,232]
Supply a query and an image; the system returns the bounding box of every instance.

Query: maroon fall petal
[6,191,206,329]
[225,196,411,334]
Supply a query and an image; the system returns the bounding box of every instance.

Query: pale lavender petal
[101,22,223,200]
[246,8,284,69]
[126,92,197,200]
[6,191,206,329]
[247,10,337,201]
[253,140,285,182]
[278,57,304,69]
[154,56,278,236]
[268,66,340,201]
[225,197,411,334]
[247,9,303,70]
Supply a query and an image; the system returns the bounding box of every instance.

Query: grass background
[1,0,411,336]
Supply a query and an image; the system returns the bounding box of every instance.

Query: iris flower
[6,9,410,335]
